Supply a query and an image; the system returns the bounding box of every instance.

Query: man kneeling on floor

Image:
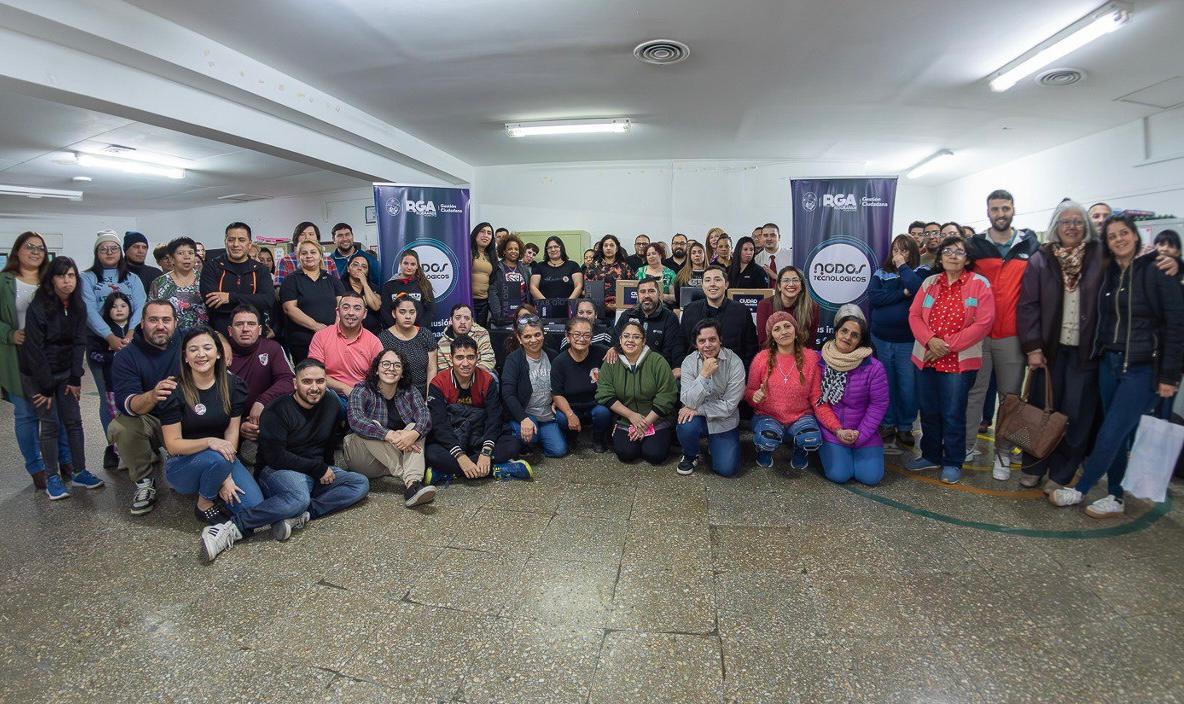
[255,358,370,532]
[344,349,437,508]
[425,334,533,482]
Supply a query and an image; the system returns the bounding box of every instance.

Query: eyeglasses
[620,334,643,342]
[923,231,941,237]
[568,332,592,341]
[780,277,802,285]
[22,242,46,253]
[1058,219,1086,228]
[97,245,121,254]
[941,248,967,258]
[378,361,403,370]
[516,314,541,328]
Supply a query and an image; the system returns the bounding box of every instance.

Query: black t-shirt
[501,265,527,309]
[384,394,407,431]
[551,345,607,416]
[730,264,771,290]
[533,260,581,299]
[280,271,346,330]
[159,375,249,440]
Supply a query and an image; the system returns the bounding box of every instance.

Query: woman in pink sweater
[747,310,839,470]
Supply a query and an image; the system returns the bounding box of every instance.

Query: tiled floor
[3,388,1184,703]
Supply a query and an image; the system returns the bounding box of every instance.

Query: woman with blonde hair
[674,241,708,308]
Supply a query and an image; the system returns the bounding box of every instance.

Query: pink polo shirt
[308,324,382,388]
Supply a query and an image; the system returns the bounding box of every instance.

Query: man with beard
[755,223,792,282]
[226,304,294,465]
[663,233,689,272]
[108,299,180,516]
[919,222,942,268]
[625,234,650,272]
[613,277,686,377]
[199,222,275,333]
[437,303,496,373]
[679,265,758,368]
[123,231,162,292]
[328,222,381,287]
[308,292,383,415]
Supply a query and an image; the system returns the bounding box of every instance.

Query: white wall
[473,160,936,257]
[933,112,1184,233]
[0,211,139,264]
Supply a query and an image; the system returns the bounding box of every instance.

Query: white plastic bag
[1122,412,1184,503]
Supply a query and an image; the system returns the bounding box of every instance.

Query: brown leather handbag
[996,370,1068,460]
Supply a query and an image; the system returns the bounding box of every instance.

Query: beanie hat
[833,304,866,327]
[765,310,797,339]
[123,230,148,250]
[94,230,121,251]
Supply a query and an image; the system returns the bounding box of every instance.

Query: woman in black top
[162,326,305,561]
[728,236,772,290]
[280,240,345,362]
[379,297,438,396]
[551,316,613,451]
[489,234,533,325]
[19,257,104,498]
[341,252,383,334]
[381,249,436,329]
[530,236,584,302]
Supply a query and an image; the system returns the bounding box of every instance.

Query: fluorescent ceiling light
[506,118,631,137]
[988,2,1130,92]
[74,153,185,179]
[906,149,954,179]
[74,144,192,169]
[0,184,83,201]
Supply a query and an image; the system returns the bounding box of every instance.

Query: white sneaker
[200,521,243,562]
[1049,487,1083,507]
[271,511,311,542]
[992,455,1010,481]
[1085,494,1125,519]
[965,445,982,462]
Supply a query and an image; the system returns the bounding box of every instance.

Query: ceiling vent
[633,39,690,65]
[1038,68,1085,86]
[100,143,138,155]
[217,193,273,203]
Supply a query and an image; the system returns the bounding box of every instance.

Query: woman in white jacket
[675,318,746,476]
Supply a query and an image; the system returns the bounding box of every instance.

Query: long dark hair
[341,252,372,292]
[881,234,920,272]
[3,231,49,277]
[1100,214,1142,260]
[543,235,569,264]
[88,241,130,282]
[291,221,320,245]
[177,325,233,416]
[471,222,496,261]
[365,348,411,395]
[101,290,133,330]
[594,235,623,265]
[399,249,435,301]
[36,256,84,313]
[727,236,758,282]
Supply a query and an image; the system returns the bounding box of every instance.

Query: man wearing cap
[123,231,162,292]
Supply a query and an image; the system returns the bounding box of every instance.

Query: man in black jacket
[613,277,687,378]
[679,265,758,368]
[257,359,370,535]
[123,231,162,292]
[425,335,531,481]
[200,221,275,333]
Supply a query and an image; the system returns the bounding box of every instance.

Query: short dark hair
[450,333,478,354]
[450,302,474,317]
[637,276,661,292]
[1154,229,1182,251]
[924,222,941,230]
[1089,202,1111,212]
[524,243,539,254]
[331,222,352,235]
[987,189,1014,204]
[936,235,969,273]
[339,290,365,305]
[494,227,509,235]
[908,220,926,232]
[702,264,728,278]
[291,221,319,244]
[226,222,252,237]
[294,358,325,375]
[693,318,722,341]
[366,348,411,393]
[167,236,197,256]
[229,304,262,325]
[762,223,780,232]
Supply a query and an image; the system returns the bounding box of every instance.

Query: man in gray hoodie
[675,318,746,476]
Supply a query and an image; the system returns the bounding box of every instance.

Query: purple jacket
[816,356,889,449]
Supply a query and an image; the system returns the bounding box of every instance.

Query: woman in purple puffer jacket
[816,305,890,485]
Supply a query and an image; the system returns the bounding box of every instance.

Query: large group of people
[4,190,1182,563]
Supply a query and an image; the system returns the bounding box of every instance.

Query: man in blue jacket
[107,299,180,516]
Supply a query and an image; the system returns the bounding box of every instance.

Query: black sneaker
[103,445,119,470]
[593,431,610,454]
[194,500,234,525]
[130,478,157,516]
[676,456,696,476]
[404,481,437,508]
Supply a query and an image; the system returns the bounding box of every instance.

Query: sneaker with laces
[200,521,243,562]
[492,460,534,481]
[1018,473,1042,488]
[404,481,437,508]
[1049,487,1083,507]
[69,469,105,489]
[964,445,982,462]
[755,450,773,468]
[940,465,962,484]
[102,445,120,470]
[46,474,70,500]
[790,448,809,470]
[1085,494,1124,519]
[905,456,938,472]
[271,511,311,541]
[1043,479,1064,496]
[992,455,1010,481]
[130,478,157,516]
[676,456,696,476]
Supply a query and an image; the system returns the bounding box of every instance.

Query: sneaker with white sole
[755,450,773,469]
[940,465,962,484]
[992,455,1010,481]
[905,456,938,472]
[271,511,311,541]
[129,478,157,516]
[1049,487,1083,507]
[676,456,696,476]
[1085,494,1124,519]
[46,474,70,500]
[69,469,105,489]
[1043,479,1064,496]
[403,482,437,508]
[200,521,243,562]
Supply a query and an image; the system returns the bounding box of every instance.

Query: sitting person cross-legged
[425,334,532,482]
[675,318,746,477]
[595,318,679,465]
[344,349,437,508]
[551,316,613,452]
[501,314,567,458]
[255,358,370,538]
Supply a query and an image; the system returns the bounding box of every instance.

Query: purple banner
[374,184,471,336]
[791,178,896,346]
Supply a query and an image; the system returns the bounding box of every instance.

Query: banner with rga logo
[791,178,896,346]
[374,184,471,336]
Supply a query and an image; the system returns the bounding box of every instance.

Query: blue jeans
[873,336,917,432]
[819,442,885,485]
[916,368,977,467]
[1075,352,1158,499]
[675,417,740,477]
[165,449,294,532]
[586,404,614,435]
[87,359,115,436]
[258,466,369,519]
[752,414,822,456]
[10,394,72,475]
[509,414,568,457]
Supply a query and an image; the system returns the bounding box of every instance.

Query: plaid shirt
[275,253,339,287]
[346,382,432,440]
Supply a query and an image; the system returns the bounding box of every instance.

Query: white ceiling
[0,91,371,215]
[124,0,1184,182]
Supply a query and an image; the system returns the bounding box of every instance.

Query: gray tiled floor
[3,388,1184,703]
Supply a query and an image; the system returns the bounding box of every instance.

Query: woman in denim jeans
[868,234,926,451]
[1049,215,1184,518]
[746,310,838,471]
[501,315,567,458]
